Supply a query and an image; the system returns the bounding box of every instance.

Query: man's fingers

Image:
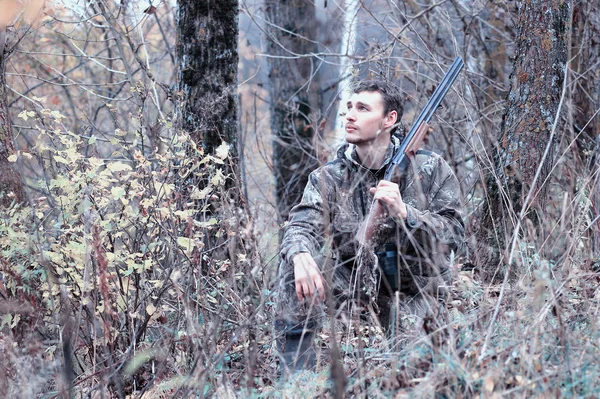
[296,281,304,301]
[292,254,327,303]
[303,281,314,300]
[314,275,325,301]
[296,276,324,302]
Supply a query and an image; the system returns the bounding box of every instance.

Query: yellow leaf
[211,169,226,186]
[111,186,126,200]
[10,314,21,328]
[155,182,173,197]
[107,162,132,173]
[214,142,229,159]
[193,218,217,228]
[50,110,65,120]
[177,236,194,249]
[54,155,70,164]
[174,209,195,219]
[149,280,163,288]
[484,375,495,393]
[146,303,156,315]
[18,110,30,121]
[190,186,212,200]
[7,153,18,162]
[88,157,104,168]
[515,375,524,385]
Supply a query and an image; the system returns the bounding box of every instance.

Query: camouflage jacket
[280,138,465,297]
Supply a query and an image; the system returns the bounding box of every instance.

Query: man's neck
[355,139,390,170]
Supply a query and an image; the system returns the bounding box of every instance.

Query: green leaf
[1,314,12,329]
[124,348,161,376]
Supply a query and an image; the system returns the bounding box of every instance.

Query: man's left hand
[369,180,407,221]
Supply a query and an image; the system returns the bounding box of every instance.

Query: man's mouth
[345,125,357,132]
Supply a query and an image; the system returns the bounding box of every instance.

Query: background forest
[0,0,598,397]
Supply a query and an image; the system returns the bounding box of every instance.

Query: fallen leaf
[484,375,495,393]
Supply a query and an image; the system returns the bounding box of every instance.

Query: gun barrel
[384,57,464,180]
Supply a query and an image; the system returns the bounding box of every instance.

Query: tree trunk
[333,0,359,147]
[177,0,239,163]
[176,0,241,267]
[475,0,571,277]
[265,0,321,230]
[572,2,600,257]
[0,29,25,207]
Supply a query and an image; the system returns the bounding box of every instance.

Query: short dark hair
[352,80,403,134]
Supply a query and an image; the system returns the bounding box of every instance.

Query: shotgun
[384,57,464,180]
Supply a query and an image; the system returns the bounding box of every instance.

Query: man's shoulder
[411,149,453,177]
[412,149,443,165]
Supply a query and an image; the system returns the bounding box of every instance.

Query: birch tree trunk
[476,0,572,277]
[333,0,360,147]
[0,29,25,207]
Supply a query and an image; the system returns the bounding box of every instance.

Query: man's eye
[359,106,368,111]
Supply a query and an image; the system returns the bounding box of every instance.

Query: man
[276,80,464,371]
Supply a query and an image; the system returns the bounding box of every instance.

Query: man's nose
[345,109,356,121]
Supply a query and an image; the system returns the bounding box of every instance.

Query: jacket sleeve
[394,156,465,293]
[280,169,329,264]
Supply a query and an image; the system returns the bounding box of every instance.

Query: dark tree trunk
[572,2,600,257]
[475,1,572,277]
[176,1,241,266]
[265,0,321,231]
[0,29,25,207]
[177,0,239,166]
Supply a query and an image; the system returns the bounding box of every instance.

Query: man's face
[345,90,397,146]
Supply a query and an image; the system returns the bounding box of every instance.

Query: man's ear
[384,110,398,130]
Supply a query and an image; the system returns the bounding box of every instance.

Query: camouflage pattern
[277,137,464,339]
